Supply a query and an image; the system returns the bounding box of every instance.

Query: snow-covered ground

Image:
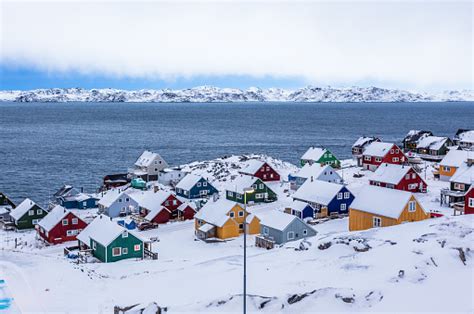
[0,156,472,313]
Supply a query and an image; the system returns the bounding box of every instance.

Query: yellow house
[439,150,470,181]
[349,186,429,231]
[194,198,260,240]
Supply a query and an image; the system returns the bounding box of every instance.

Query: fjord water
[0,101,472,205]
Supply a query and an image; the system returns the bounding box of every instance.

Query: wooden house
[37,205,88,244]
[98,188,140,218]
[138,190,183,223]
[464,187,474,215]
[177,202,197,220]
[257,210,317,246]
[130,150,169,182]
[0,192,15,222]
[416,136,453,161]
[289,164,342,191]
[77,215,150,263]
[402,130,432,152]
[300,147,340,168]
[440,162,474,207]
[439,149,471,181]
[158,167,189,186]
[285,200,315,219]
[369,163,427,193]
[9,198,48,230]
[59,193,99,210]
[175,174,218,199]
[454,129,474,149]
[239,159,280,182]
[225,175,277,204]
[352,136,381,166]
[292,179,354,217]
[194,198,260,240]
[361,142,406,171]
[349,186,429,231]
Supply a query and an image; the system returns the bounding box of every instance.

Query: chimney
[154,185,159,193]
[81,187,84,193]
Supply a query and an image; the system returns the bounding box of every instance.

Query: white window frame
[340,203,347,211]
[255,193,263,199]
[203,181,207,187]
[364,155,371,161]
[263,226,269,235]
[134,244,141,251]
[344,192,350,199]
[393,157,399,162]
[122,247,128,255]
[32,219,40,225]
[259,184,264,189]
[373,217,382,227]
[112,247,122,257]
[62,219,68,226]
[337,192,343,200]
[238,211,244,217]
[287,231,295,240]
[72,218,78,225]
[28,210,34,216]
[197,182,202,187]
[37,209,43,215]
[303,229,308,236]
[408,201,416,212]
[375,157,382,162]
[228,191,234,197]
[229,212,235,218]
[122,231,128,238]
[469,198,474,208]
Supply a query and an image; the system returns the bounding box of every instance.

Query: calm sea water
[0,102,472,206]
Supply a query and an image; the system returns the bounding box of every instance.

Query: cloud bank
[1,1,472,90]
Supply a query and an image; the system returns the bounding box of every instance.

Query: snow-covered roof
[198,223,214,233]
[0,206,12,215]
[292,180,346,205]
[175,173,205,190]
[301,147,327,161]
[98,189,127,208]
[416,136,449,150]
[9,198,40,221]
[363,142,395,157]
[38,205,77,232]
[440,149,470,167]
[290,200,313,212]
[352,136,379,148]
[226,175,260,193]
[259,210,297,231]
[144,206,170,221]
[371,163,413,185]
[177,202,196,212]
[134,150,164,168]
[131,190,171,212]
[403,130,431,143]
[194,198,238,227]
[293,164,336,180]
[77,215,145,246]
[63,193,98,203]
[240,159,265,175]
[458,130,474,143]
[449,164,474,185]
[350,186,422,219]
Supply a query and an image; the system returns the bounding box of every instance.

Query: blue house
[286,200,315,219]
[288,164,342,191]
[60,193,100,210]
[175,174,218,199]
[292,179,354,217]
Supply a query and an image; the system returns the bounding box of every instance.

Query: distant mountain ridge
[0,86,473,103]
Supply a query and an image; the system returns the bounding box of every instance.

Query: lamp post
[243,187,255,314]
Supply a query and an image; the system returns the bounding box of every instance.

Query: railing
[144,248,158,260]
[255,236,275,249]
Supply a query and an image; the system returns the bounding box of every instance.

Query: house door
[320,207,328,218]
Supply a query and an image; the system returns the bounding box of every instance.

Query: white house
[130,150,169,181]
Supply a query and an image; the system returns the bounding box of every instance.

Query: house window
[184,190,188,195]
[112,247,122,257]
[62,219,68,226]
[266,166,270,171]
[66,230,75,236]
[122,231,128,238]
[259,184,264,189]
[237,194,242,199]
[469,198,474,208]
[239,224,244,230]
[395,149,399,154]
[123,248,128,255]
[337,193,342,200]
[390,149,394,154]
[412,173,416,179]
[408,183,418,190]
[408,201,416,212]
[32,219,40,225]
[134,244,141,251]
[373,217,382,227]
[172,200,177,205]
[287,231,295,240]
[303,229,308,235]
[443,166,451,172]
[405,174,410,180]
[37,209,43,215]
[393,157,399,162]
[72,218,78,225]
[119,199,122,203]
[229,212,235,218]
[203,182,207,187]
[344,192,350,199]
[238,211,244,217]
[92,241,97,249]
[375,157,382,162]
[270,174,274,178]
[454,183,465,191]
[255,193,263,199]
[28,210,34,216]
[364,156,371,161]
[340,203,347,211]
[125,198,130,202]
[263,226,269,235]
[165,201,169,206]
[197,182,201,187]
[228,191,234,197]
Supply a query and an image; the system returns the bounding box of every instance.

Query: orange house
[439,150,470,181]
[349,186,429,231]
[194,198,260,240]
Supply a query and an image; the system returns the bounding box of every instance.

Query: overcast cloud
[1,1,472,90]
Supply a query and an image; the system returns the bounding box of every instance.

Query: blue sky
[1,1,472,92]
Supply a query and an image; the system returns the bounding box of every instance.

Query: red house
[362,142,407,171]
[370,163,427,193]
[145,207,172,224]
[239,160,280,182]
[465,187,474,215]
[138,190,182,217]
[37,205,88,244]
[177,203,197,220]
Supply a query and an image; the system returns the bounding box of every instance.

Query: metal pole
[243,191,247,314]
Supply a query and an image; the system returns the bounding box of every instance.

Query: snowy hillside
[1,86,473,103]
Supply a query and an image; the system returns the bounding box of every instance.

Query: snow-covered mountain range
[0,86,473,103]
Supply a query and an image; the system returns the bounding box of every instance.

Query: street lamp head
[243,187,255,194]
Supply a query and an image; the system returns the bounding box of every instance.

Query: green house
[77,215,149,263]
[0,192,16,208]
[9,198,48,230]
[226,175,277,204]
[300,147,340,168]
